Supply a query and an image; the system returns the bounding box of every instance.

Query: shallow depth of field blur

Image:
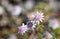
[0,0,60,39]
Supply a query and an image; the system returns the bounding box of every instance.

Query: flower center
[19,27,26,32]
[27,22,33,28]
[35,14,41,20]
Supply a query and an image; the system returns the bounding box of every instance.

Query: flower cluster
[18,11,44,35]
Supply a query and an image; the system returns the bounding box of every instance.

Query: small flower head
[11,5,22,16]
[33,11,44,24]
[49,19,59,29]
[44,31,53,39]
[18,23,28,35]
[27,21,36,30]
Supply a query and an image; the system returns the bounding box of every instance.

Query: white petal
[37,11,39,13]
[32,15,35,17]
[32,25,35,28]
[39,19,43,22]
[42,18,45,20]
[22,23,25,26]
[42,16,44,17]
[41,13,44,15]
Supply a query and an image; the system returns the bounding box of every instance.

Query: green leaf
[23,33,29,39]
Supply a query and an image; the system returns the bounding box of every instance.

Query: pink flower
[33,11,44,24]
[11,5,22,16]
[44,31,53,39]
[27,11,44,24]
[18,23,28,35]
[49,19,59,29]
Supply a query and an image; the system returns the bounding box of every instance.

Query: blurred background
[0,0,60,39]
